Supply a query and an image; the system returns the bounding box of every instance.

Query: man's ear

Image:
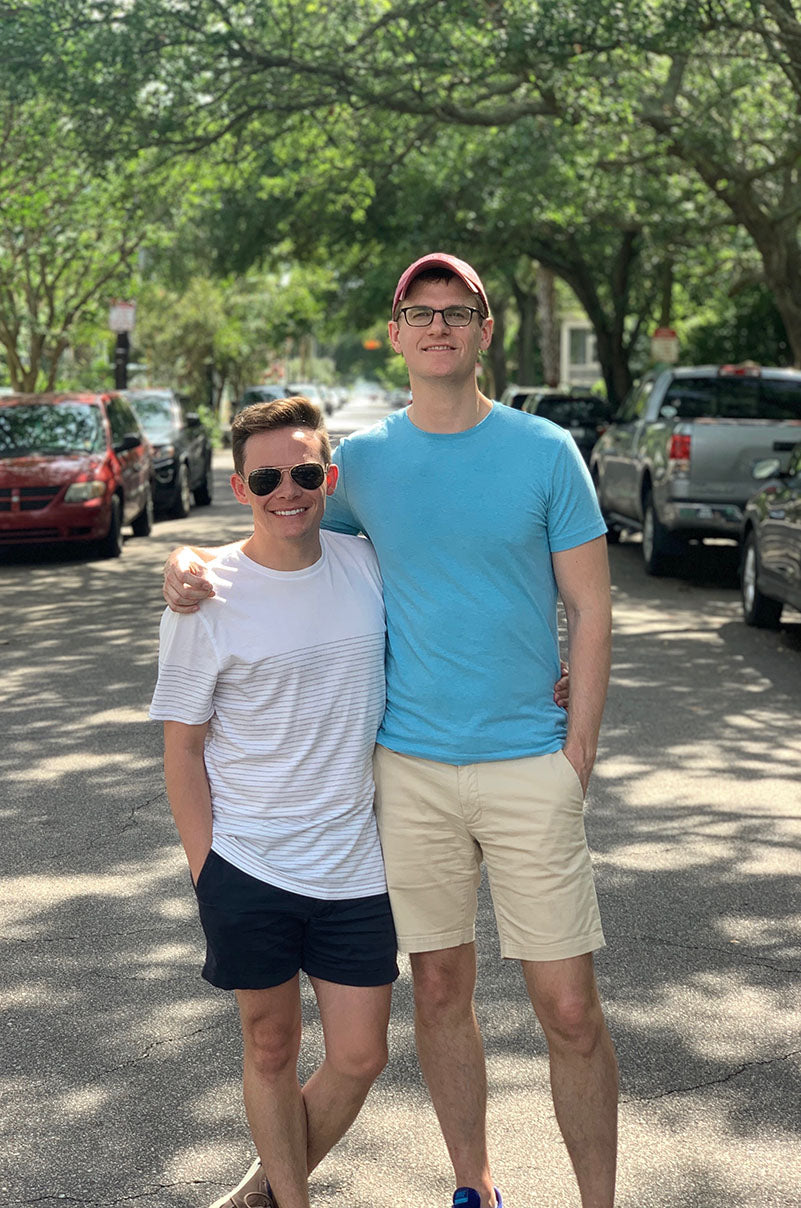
[230,472,249,505]
[326,464,339,495]
[479,316,494,351]
[388,318,402,354]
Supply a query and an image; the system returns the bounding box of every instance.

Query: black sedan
[126,389,213,518]
[740,441,801,627]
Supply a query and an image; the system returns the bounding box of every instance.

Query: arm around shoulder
[162,541,242,612]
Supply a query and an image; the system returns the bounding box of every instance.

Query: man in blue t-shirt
[165,253,617,1208]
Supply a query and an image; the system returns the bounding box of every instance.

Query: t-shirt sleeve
[149,607,219,724]
[321,440,363,535]
[547,438,607,552]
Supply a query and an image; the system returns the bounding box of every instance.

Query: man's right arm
[163,720,213,882]
[163,542,242,612]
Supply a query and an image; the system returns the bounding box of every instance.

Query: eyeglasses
[398,305,484,327]
[246,462,327,496]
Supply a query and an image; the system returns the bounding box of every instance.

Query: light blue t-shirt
[324,404,606,763]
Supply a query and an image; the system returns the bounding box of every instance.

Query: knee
[412,958,474,1026]
[331,1037,389,1085]
[243,1017,301,1082]
[540,992,606,1057]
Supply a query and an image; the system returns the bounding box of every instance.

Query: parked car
[590,363,801,575]
[233,384,287,416]
[740,441,801,627]
[519,393,612,464]
[0,391,154,558]
[125,388,213,518]
[224,385,288,445]
[287,382,333,415]
[499,384,593,410]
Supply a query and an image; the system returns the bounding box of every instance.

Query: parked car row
[224,382,348,444]
[503,366,801,630]
[0,389,214,561]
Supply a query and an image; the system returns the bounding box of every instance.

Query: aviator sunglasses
[246,462,327,496]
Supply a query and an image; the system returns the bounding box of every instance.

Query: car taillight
[668,433,691,463]
[719,363,760,377]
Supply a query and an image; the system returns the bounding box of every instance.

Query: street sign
[651,326,679,364]
[109,301,136,333]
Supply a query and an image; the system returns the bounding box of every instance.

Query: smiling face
[388,275,493,387]
[230,425,338,570]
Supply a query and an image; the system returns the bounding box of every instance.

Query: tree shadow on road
[1,511,800,1207]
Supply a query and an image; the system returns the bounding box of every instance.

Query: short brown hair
[231,396,331,474]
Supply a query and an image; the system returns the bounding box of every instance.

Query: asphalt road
[1,394,800,1208]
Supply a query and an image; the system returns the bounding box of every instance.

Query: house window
[569,327,597,365]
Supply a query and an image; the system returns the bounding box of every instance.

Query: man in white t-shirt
[150,397,398,1208]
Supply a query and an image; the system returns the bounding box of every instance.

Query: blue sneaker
[452,1189,503,1208]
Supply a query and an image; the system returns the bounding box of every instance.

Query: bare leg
[237,977,392,1207]
[304,978,392,1172]
[410,944,496,1207]
[237,978,309,1208]
[522,954,618,1208]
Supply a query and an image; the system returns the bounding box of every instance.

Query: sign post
[109,301,136,389]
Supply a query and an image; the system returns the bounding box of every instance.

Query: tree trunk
[537,266,560,386]
[512,284,538,383]
[487,300,507,398]
[525,229,640,408]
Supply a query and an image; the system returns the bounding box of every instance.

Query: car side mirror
[185,412,201,427]
[752,456,782,480]
[116,432,141,453]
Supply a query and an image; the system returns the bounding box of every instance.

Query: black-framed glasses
[246,462,327,496]
[398,305,483,327]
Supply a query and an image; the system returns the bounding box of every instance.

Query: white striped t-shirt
[149,532,387,899]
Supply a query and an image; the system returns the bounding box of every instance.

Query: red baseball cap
[392,253,490,317]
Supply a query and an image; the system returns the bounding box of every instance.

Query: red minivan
[0,392,154,558]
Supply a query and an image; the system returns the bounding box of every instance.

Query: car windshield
[128,393,175,439]
[536,398,609,425]
[664,377,801,421]
[0,402,105,458]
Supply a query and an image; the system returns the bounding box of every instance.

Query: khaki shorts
[373,745,605,962]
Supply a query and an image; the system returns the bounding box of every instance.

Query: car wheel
[642,492,682,576]
[131,484,154,537]
[741,531,783,628]
[96,495,123,559]
[170,462,192,518]
[193,456,213,507]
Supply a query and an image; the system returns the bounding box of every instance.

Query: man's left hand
[553,661,569,710]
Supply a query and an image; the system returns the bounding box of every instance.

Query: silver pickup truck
[589,364,801,574]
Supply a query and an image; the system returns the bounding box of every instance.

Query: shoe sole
[208,1158,263,1208]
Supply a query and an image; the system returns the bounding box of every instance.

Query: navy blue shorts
[192,849,399,991]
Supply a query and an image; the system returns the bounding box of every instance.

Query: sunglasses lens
[291,464,326,489]
[248,468,281,495]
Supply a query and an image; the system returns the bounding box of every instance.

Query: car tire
[170,462,192,519]
[741,531,783,628]
[96,495,123,559]
[193,456,213,507]
[642,492,682,576]
[131,484,154,537]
